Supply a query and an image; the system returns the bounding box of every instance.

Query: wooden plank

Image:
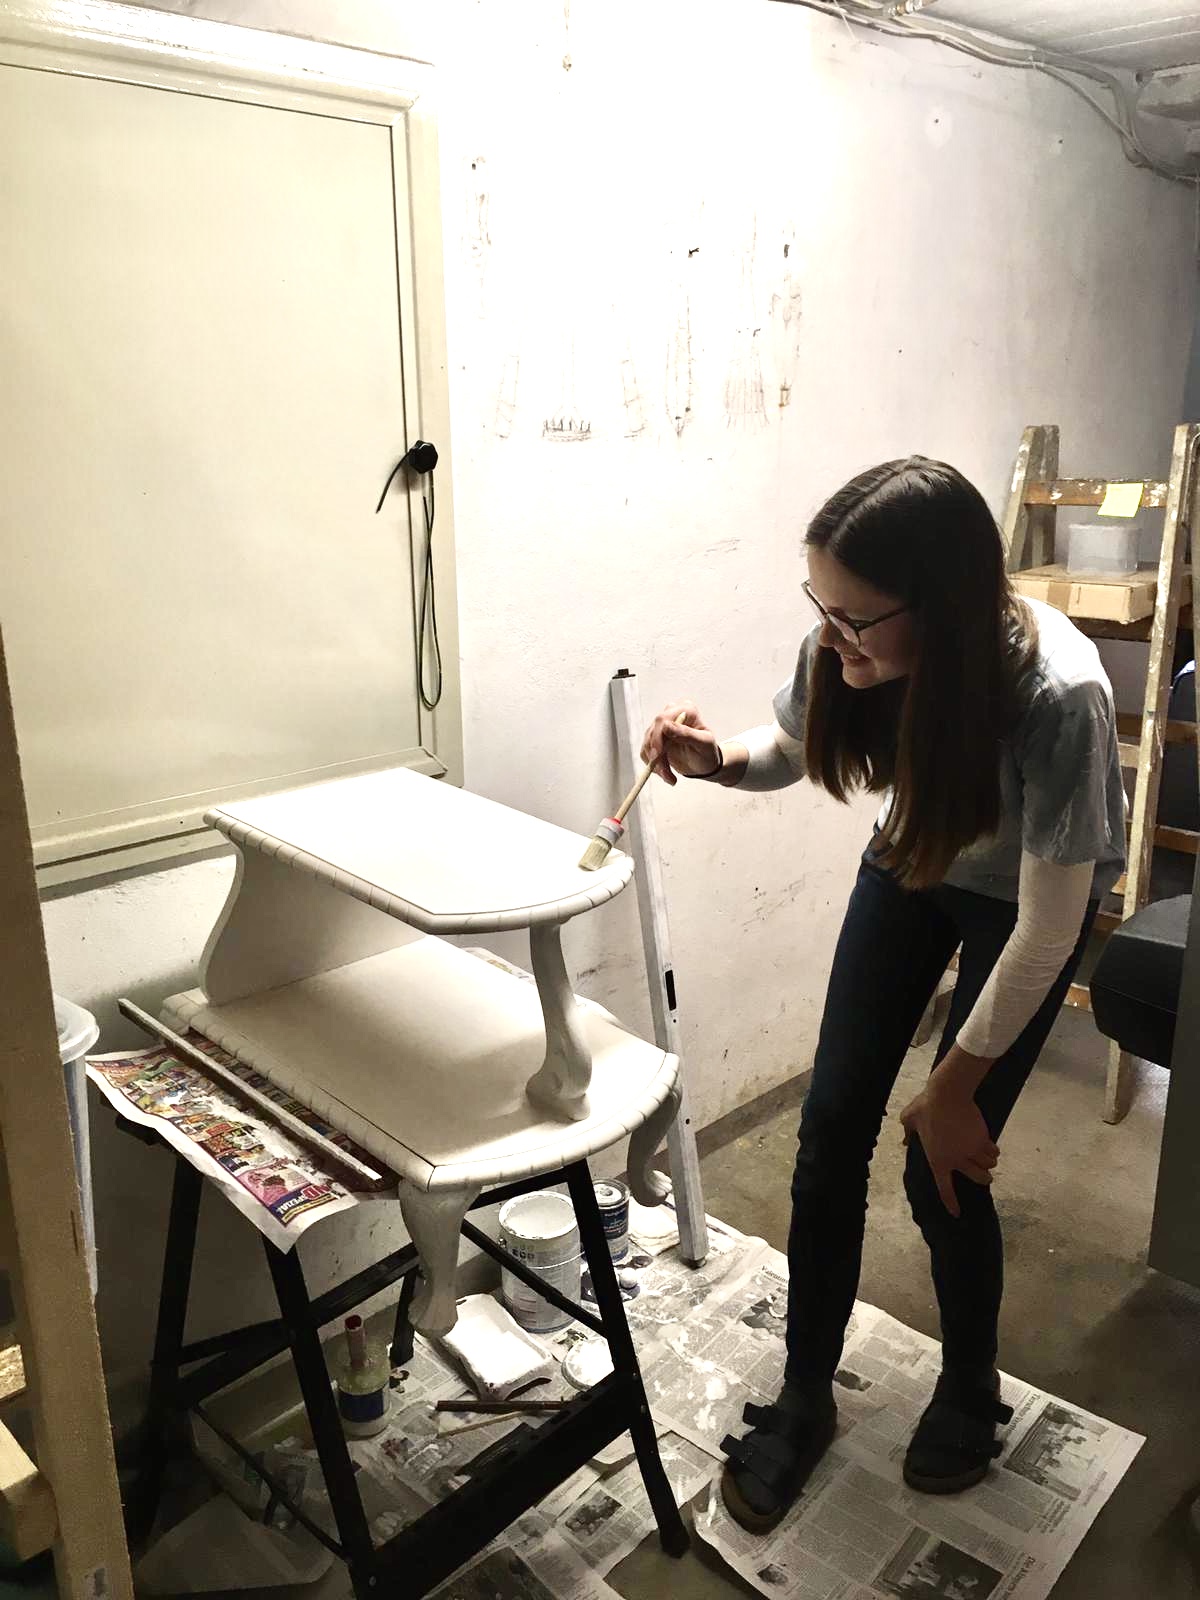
[1154,824,1200,854]
[0,623,133,1600]
[0,1416,56,1561]
[1095,909,1123,936]
[1118,741,1140,769]
[1025,479,1170,509]
[1010,564,1167,625]
[1078,602,1193,643]
[1116,712,1196,745]
[1003,426,1059,572]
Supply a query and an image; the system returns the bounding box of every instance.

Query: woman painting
[642,458,1125,1531]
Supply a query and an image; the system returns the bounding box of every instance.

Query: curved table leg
[399,1184,480,1337]
[627,1084,681,1206]
[525,923,592,1122]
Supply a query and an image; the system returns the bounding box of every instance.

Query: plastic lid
[53,994,99,1065]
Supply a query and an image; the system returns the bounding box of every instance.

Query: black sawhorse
[128,1129,689,1597]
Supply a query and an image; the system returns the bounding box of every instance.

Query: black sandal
[903,1372,1014,1495]
[720,1394,838,1533]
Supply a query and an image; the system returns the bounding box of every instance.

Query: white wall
[40,0,1197,1384]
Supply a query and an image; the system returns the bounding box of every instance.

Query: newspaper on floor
[431,1529,622,1600]
[676,1242,1145,1600]
[552,1434,714,1574]
[86,1036,391,1249]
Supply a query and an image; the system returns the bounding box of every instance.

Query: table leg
[565,1163,689,1558]
[390,1268,419,1368]
[263,1240,375,1580]
[526,923,592,1121]
[127,1157,203,1542]
[398,1184,479,1336]
[627,1084,680,1206]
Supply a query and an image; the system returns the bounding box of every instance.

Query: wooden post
[1001,424,1059,572]
[0,623,132,1599]
[1104,423,1197,1123]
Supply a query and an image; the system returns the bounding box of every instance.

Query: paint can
[594,1179,630,1262]
[335,1315,391,1438]
[498,1191,581,1333]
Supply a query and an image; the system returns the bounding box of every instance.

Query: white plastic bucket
[498,1191,581,1333]
[54,995,99,1298]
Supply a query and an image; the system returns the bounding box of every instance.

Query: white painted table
[163,768,681,1334]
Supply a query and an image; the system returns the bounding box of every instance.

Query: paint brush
[578,712,686,872]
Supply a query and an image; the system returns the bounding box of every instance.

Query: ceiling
[930,2,1200,72]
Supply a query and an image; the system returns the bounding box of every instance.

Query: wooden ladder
[1003,423,1199,1123]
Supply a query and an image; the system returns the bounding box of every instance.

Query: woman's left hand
[899,1079,999,1219]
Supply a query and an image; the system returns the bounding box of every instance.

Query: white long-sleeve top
[726,721,1093,1059]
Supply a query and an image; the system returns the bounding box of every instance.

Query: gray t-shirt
[771,597,1126,902]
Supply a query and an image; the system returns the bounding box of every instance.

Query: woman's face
[805,546,918,689]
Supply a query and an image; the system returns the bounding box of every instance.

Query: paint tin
[594,1180,630,1262]
[335,1315,391,1438]
[498,1191,581,1333]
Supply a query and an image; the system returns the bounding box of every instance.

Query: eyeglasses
[802,579,910,646]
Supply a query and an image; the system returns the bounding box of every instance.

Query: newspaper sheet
[551,1433,714,1574]
[431,1531,622,1600]
[86,1036,388,1248]
[683,1244,1144,1600]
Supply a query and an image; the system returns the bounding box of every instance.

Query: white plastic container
[498,1191,581,1333]
[54,994,99,1297]
[1067,522,1139,578]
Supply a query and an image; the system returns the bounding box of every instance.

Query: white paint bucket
[498,1191,581,1333]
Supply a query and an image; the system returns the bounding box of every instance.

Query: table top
[207,767,633,935]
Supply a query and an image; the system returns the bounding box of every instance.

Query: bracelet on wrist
[685,742,724,780]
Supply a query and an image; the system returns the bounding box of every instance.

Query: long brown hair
[803,456,1037,889]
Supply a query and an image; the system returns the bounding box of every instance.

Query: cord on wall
[773,0,1199,189]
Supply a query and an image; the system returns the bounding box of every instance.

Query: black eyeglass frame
[802,579,911,646]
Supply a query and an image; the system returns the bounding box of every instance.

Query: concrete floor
[616,1006,1200,1600]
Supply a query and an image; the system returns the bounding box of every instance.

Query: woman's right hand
[641,701,722,785]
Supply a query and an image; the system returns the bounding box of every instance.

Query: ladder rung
[1115,713,1197,746]
[1154,824,1200,854]
[1118,741,1140,769]
[1095,909,1123,935]
[1078,604,1193,644]
[1024,479,1170,509]
[1111,873,1127,896]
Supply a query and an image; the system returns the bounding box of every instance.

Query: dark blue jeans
[786,851,1098,1385]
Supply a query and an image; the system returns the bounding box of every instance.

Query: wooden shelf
[166,935,672,1191]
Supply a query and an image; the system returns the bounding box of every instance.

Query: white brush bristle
[578,817,625,871]
[578,835,613,871]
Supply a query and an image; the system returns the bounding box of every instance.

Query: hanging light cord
[418,473,443,711]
